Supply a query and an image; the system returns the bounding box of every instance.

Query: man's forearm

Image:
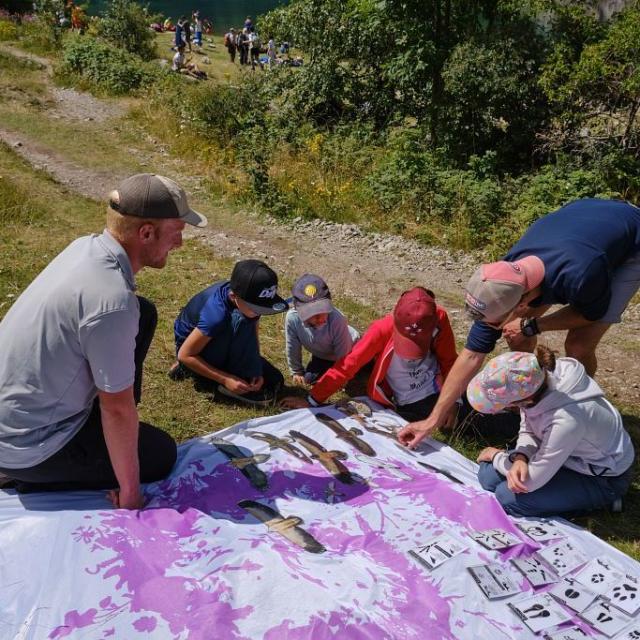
[100,401,140,494]
[429,348,487,421]
[536,306,593,332]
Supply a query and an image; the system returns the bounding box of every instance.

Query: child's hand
[476,446,502,463]
[507,459,529,493]
[292,374,306,386]
[249,376,264,391]
[223,376,253,394]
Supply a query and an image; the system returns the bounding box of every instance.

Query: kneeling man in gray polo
[0,174,207,509]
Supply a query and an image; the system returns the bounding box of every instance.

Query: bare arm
[98,386,142,509]
[536,306,594,332]
[397,348,486,448]
[178,327,252,393]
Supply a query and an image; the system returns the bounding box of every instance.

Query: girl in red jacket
[281,287,458,422]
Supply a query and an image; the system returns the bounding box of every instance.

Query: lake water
[89,0,285,33]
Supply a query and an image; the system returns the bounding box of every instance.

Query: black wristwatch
[520,317,540,337]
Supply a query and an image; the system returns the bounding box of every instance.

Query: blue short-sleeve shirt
[466,199,640,353]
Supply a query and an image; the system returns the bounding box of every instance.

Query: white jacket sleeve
[492,412,539,476]
[517,409,586,492]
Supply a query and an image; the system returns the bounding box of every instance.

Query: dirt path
[2,44,640,408]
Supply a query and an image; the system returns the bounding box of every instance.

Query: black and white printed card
[408,533,468,570]
[469,528,521,550]
[512,556,559,587]
[517,521,566,543]
[579,599,632,638]
[550,577,598,613]
[537,541,588,577]
[468,563,521,600]
[575,558,625,596]
[509,593,573,634]
[603,573,640,616]
[544,627,588,640]
[613,625,640,640]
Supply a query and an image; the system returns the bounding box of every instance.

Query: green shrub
[61,35,160,94]
[97,0,156,60]
[0,20,19,41]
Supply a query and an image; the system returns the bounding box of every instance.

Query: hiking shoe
[217,385,275,407]
[611,497,624,513]
[168,362,188,381]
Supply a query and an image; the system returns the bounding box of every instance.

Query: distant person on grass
[282,287,459,423]
[285,274,360,386]
[470,348,634,518]
[238,28,250,66]
[224,28,237,63]
[400,198,640,449]
[0,174,207,509]
[169,260,288,407]
[174,16,186,49]
[249,28,263,70]
[193,11,203,47]
[172,44,207,80]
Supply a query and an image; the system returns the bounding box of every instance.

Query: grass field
[0,33,639,561]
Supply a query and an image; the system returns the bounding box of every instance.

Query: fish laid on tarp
[246,431,313,464]
[315,412,376,457]
[210,437,269,490]
[335,399,398,440]
[416,460,464,485]
[289,430,355,485]
[238,499,326,554]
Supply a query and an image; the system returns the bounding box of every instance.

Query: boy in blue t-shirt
[169,259,288,406]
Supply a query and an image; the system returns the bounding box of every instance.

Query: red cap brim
[392,326,431,359]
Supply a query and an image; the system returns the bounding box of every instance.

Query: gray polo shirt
[0,231,139,468]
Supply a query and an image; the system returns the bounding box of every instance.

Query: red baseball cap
[393,287,437,359]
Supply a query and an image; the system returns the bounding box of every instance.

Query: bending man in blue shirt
[399,198,640,448]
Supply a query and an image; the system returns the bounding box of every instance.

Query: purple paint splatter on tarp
[43,410,569,638]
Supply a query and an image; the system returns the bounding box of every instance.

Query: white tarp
[1,401,638,639]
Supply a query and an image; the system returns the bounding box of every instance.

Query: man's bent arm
[536,306,594,332]
[98,386,142,509]
[398,348,486,447]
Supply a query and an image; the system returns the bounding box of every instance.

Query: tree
[540,4,640,161]
[97,0,156,61]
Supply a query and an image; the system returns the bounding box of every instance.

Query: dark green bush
[97,0,156,60]
[61,35,160,94]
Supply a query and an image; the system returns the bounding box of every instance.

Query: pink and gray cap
[465,256,544,323]
[467,351,545,414]
[111,173,208,228]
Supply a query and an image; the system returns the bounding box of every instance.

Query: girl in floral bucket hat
[469,347,634,518]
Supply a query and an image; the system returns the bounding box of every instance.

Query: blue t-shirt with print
[466,199,640,353]
[174,281,237,347]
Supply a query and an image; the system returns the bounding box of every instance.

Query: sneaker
[217,385,274,407]
[611,497,624,513]
[168,362,187,381]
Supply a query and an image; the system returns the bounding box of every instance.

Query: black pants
[395,393,440,423]
[0,297,177,493]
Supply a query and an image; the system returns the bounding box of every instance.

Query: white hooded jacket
[492,358,634,492]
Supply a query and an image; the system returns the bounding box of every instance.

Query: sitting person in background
[285,274,360,386]
[172,44,207,79]
[281,287,458,423]
[169,260,288,407]
[193,11,203,47]
[471,347,635,518]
